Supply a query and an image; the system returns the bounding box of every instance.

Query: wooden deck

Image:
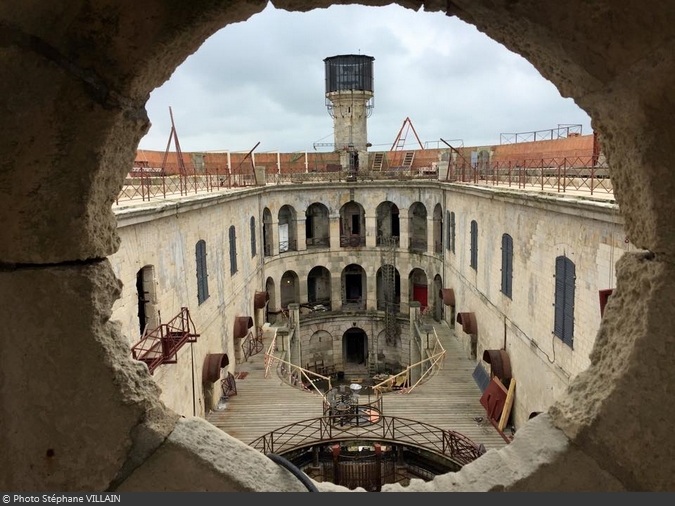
[207,318,509,452]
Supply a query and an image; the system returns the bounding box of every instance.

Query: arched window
[501,234,513,298]
[470,220,478,270]
[250,216,256,257]
[196,239,209,304]
[554,255,576,347]
[229,226,237,275]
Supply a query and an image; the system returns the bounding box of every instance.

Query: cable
[266,453,319,492]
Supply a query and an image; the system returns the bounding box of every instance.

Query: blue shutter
[250,217,256,257]
[554,256,565,338]
[451,212,455,253]
[196,240,209,304]
[554,255,575,346]
[229,226,237,275]
[563,259,575,346]
[470,220,478,270]
[446,211,451,251]
[506,237,513,298]
[501,234,513,298]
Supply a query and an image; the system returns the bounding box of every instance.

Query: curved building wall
[110,182,626,426]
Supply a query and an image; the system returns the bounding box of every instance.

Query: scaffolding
[380,236,400,346]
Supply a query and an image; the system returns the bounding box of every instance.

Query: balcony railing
[409,237,427,253]
[340,235,366,247]
[279,238,298,253]
[248,415,485,467]
[342,298,366,310]
[306,237,330,248]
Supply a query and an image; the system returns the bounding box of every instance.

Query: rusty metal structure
[130,307,200,374]
[248,413,485,490]
[380,235,400,346]
[499,124,583,144]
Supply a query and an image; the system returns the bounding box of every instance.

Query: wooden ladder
[401,151,415,169]
[371,152,385,171]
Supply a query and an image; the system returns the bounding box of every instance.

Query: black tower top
[324,54,375,94]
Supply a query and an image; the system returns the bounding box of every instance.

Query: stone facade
[109,182,623,429]
[3,0,675,493]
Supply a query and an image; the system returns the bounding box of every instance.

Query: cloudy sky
[138,2,592,154]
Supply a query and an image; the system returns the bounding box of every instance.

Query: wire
[266,453,319,492]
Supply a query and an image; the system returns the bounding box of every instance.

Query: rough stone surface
[550,252,675,491]
[382,414,624,492]
[0,261,177,491]
[114,417,317,492]
[2,0,675,493]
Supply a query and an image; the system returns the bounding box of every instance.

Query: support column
[399,208,410,252]
[365,213,377,248]
[329,215,341,253]
[400,272,410,314]
[331,272,342,311]
[296,217,307,252]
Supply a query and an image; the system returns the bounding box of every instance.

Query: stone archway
[2,0,675,493]
[342,327,368,368]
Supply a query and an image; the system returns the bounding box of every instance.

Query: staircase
[401,151,415,170]
[371,152,385,171]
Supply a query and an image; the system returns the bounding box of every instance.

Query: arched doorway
[342,327,368,369]
[280,270,299,309]
[342,264,367,309]
[340,201,366,247]
[136,265,158,336]
[409,268,428,311]
[376,201,400,246]
[376,265,401,312]
[409,202,427,253]
[265,276,276,323]
[306,202,330,248]
[278,205,297,253]
[307,265,332,309]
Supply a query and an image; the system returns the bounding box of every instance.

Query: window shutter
[229,226,237,275]
[446,211,451,250]
[506,241,513,297]
[470,220,478,270]
[501,234,513,298]
[250,217,256,257]
[563,260,575,346]
[196,240,208,304]
[554,256,565,338]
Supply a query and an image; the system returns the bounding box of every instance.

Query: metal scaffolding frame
[380,236,400,346]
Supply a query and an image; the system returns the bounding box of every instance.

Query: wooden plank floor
[207,319,509,451]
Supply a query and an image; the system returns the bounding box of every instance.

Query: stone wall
[109,182,624,429]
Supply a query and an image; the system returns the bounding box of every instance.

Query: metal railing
[409,236,427,253]
[116,171,256,204]
[340,235,366,247]
[116,153,612,204]
[248,415,486,466]
[241,328,264,362]
[278,238,298,253]
[446,155,612,195]
[264,332,332,400]
[306,237,330,248]
[372,323,446,396]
